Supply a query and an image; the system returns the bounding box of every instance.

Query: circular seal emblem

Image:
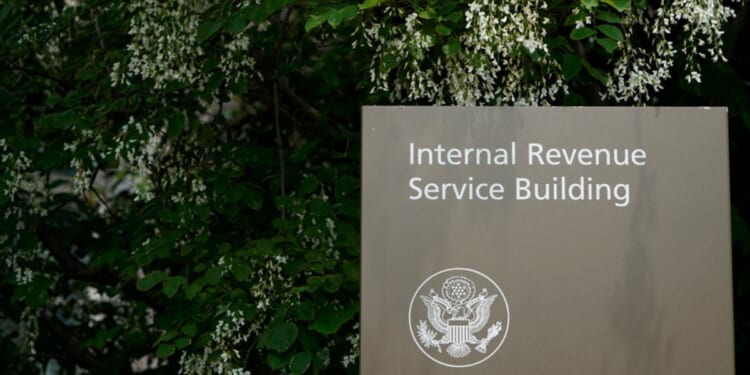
[408,268,509,368]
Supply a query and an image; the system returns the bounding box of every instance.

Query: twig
[88,170,120,220]
[278,77,321,121]
[273,82,286,214]
[93,11,106,50]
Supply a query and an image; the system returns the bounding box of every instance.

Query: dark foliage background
[0,0,748,374]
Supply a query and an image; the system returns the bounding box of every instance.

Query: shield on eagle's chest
[447,318,470,344]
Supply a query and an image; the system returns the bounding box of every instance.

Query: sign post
[361,107,733,374]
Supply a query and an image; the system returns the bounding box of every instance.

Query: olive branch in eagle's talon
[417,320,442,352]
[476,321,503,354]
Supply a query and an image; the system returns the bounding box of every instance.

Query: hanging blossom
[605,0,740,103]
[1,236,51,287]
[111,0,210,89]
[110,117,161,202]
[248,254,295,313]
[341,322,360,368]
[179,309,251,375]
[605,11,675,103]
[112,0,266,90]
[18,307,40,356]
[0,139,48,231]
[18,0,88,71]
[362,0,565,105]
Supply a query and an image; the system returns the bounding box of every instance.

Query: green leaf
[596,24,624,41]
[380,53,400,73]
[299,176,318,195]
[310,303,357,335]
[231,262,251,281]
[203,71,226,97]
[197,20,224,43]
[267,352,292,370]
[266,322,298,352]
[322,275,342,293]
[204,267,223,285]
[24,278,50,308]
[137,271,166,291]
[338,5,358,21]
[264,0,290,15]
[305,14,327,32]
[295,303,316,321]
[601,0,631,12]
[157,330,178,344]
[229,80,248,95]
[184,283,202,299]
[225,15,247,34]
[435,24,452,36]
[359,0,385,10]
[442,39,460,56]
[290,352,312,374]
[583,62,609,84]
[167,113,185,138]
[570,27,596,40]
[175,337,191,349]
[445,11,463,23]
[156,344,175,358]
[418,8,436,20]
[595,11,622,23]
[0,4,11,23]
[326,6,357,28]
[181,323,198,337]
[162,276,185,298]
[596,37,618,54]
[38,111,78,130]
[581,0,599,9]
[562,53,582,80]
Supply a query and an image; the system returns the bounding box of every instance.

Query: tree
[0,0,748,374]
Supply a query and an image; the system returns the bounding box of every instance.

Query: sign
[361,107,733,374]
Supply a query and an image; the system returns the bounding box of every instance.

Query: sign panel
[361,107,733,374]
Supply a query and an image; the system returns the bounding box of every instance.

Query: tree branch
[273,82,287,218]
[278,77,321,121]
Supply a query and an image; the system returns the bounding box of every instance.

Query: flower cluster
[363,0,565,105]
[113,0,264,91]
[18,308,39,356]
[179,309,251,375]
[111,0,209,89]
[110,117,161,202]
[1,236,50,286]
[605,11,675,103]
[250,254,294,313]
[1,139,32,203]
[1,139,48,230]
[18,1,70,71]
[605,0,739,103]
[656,0,738,82]
[463,0,565,105]
[341,322,359,368]
[295,192,339,259]
[364,0,740,105]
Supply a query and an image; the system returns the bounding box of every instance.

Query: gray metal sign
[361,107,733,374]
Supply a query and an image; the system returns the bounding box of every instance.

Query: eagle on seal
[417,278,503,358]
